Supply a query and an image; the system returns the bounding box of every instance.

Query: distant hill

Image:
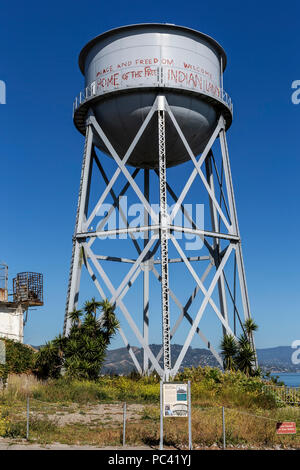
[257,346,300,373]
[101,344,219,375]
[101,344,300,375]
[31,342,300,375]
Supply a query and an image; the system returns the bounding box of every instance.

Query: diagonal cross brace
[86,167,139,251]
[165,104,232,233]
[85,243,164,375]
[92,153,142,255]
[83,254,142,374]
[168,117,223,223]
[150,262,223,369]
[171,236,235,338]
[171,241,234,376]
[85,100,159,229]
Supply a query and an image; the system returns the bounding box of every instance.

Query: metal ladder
[158,107,171,378]
[63,127,90,335]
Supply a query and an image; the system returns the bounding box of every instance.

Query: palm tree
[99,299,120,344]
[236,342,257,376]
[53,333,66,359]
[40,341,58,360]
[35,341,61,379]
[238,333,249,349]
[220,334,238,371]
[244,318,258,338]
[68,308,83,327]
[219,319,259,376]
[84,297,102,318]
[243,317,258,367]
[35,298,120,381]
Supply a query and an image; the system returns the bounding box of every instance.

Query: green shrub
[0,406,10,437]
[0,339,35,382]
[34,299,119,381]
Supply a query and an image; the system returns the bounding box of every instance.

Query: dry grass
[135,404,300,448]
[5,374,41,399]
[1,371,277,410]
[1,372,299,448]
[2,400,300,449]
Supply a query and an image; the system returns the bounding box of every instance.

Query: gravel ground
[34,403,145,426]
[0,438,153,450]
[0,438,296,451]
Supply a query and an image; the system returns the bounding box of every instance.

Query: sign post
[188,380,192,450]
[160,381,163,450]
[222,406,226,449]
[26,396,30,440]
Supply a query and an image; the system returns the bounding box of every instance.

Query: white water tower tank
[74,23,232,168]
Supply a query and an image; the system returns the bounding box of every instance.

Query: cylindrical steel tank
[74,23,233,168]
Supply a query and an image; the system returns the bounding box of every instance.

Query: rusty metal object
[13,272,43,306]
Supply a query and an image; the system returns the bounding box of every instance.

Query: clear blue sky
[0,0,299,351]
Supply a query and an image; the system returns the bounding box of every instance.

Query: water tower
[64,24,256,379]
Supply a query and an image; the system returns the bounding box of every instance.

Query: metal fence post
[222,406,226,449]
[26,396,29,440]
[160,380,163,450]
[123,402,127,447]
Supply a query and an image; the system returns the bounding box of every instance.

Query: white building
[0,303,24,343]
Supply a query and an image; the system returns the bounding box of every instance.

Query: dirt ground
[34,403,145,426]
[0,438,294,451]
[2,403,298,451]
[0,438,152,450]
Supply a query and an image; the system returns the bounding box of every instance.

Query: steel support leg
[219,120,257,366]
[143,169,150,375]
[64,125,93,336]
[205,153,229,337]
[158,97,171,380]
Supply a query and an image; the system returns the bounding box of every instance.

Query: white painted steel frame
[64,95,256,377]
[158,98,171,380]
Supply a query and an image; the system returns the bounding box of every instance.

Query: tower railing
[73,73,233,117]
